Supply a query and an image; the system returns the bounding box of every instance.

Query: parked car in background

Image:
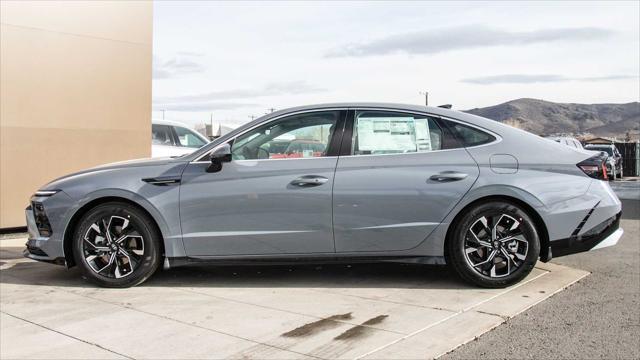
[545,137,608,180]
[575,151,610,180]
[584,144,623,179]
[25,103,623,289]
[547,136,584,149]
[152,119,209,158]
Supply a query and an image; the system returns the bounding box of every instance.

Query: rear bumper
[550,211,622,257]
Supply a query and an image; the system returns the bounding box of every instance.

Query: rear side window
[449,123,496,147]
[352,111,460,155]
[152,124,175,146]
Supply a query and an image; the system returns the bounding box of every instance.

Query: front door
[179,110,346,256]
[333,109,480,252]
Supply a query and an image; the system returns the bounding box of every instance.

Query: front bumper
[550,211,622,257]
[24,204,66,265]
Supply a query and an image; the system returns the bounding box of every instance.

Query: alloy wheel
[463,213,529,278]
[82,215,144,279]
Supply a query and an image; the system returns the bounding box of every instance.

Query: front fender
[62,188,185,260]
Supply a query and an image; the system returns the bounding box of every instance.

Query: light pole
[419,91,428,106]
[161,109,166,120]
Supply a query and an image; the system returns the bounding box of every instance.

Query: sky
[152,1,640,128]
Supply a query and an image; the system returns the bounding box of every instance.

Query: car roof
[251,102,544,138]
[152,119,192,128]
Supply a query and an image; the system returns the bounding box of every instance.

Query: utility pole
[210,113,214,139]
[161,109,166,120]
[268,107,276,113]
[419,91,428,106]
[249,115,257,121]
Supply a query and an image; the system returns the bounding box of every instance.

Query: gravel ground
[444,198,640,360]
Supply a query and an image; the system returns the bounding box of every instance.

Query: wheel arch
[443,195,550,263]
[63,196,166,267]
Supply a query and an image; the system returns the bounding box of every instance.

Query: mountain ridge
[464,98,640,139]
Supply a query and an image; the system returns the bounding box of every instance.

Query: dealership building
[0,1,153,228]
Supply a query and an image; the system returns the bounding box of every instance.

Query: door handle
[290,175,329,187]
[429,171,468,182]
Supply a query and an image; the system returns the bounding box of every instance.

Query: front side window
[352,111,459,155]
[174,126,207,148]
[152,124,175,146]
[231,111,339,160]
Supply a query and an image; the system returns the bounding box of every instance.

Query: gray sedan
[25,103,623,288]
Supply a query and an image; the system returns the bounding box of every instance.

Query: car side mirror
[207,144,231,173]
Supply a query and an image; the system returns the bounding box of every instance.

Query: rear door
[332,109,481,252]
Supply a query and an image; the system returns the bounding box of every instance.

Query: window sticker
[415,119,432,151]
[357,117,432,153]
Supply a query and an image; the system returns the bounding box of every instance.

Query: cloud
[152,102,258,112]
[153,81,325,112]
[153,54,206,79]
[154,81,325,103]
[461,74,638,85]
[326,25,613,57]
[175,51,205,57]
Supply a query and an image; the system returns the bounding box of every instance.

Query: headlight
[34,190,60,197]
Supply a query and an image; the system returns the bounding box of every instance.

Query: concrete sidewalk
[1,238,588,359]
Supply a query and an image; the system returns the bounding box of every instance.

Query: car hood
[42,157,186,190]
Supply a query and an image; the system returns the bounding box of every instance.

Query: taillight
[577,156,607,180]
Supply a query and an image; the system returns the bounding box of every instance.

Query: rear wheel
[447,201,540,288]
[72,202,162,288]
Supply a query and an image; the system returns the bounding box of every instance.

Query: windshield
[174,126,208,148]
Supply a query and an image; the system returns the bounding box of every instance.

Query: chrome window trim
[190,156,339,164]
[191,106,502,163]
[191,108,347,163]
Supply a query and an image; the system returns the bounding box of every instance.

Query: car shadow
[0,247,473,290]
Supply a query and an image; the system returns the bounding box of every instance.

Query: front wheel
[72,202,162,288]
[447,201,540,288]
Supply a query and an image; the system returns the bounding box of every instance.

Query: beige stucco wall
[0,1,152,228]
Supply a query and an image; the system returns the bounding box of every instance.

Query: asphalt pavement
[444,181,640,360]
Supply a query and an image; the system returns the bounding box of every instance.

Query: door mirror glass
[207,144,231,173]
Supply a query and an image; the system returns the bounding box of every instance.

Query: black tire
[447,201,540,288]
[72,202,162,288]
